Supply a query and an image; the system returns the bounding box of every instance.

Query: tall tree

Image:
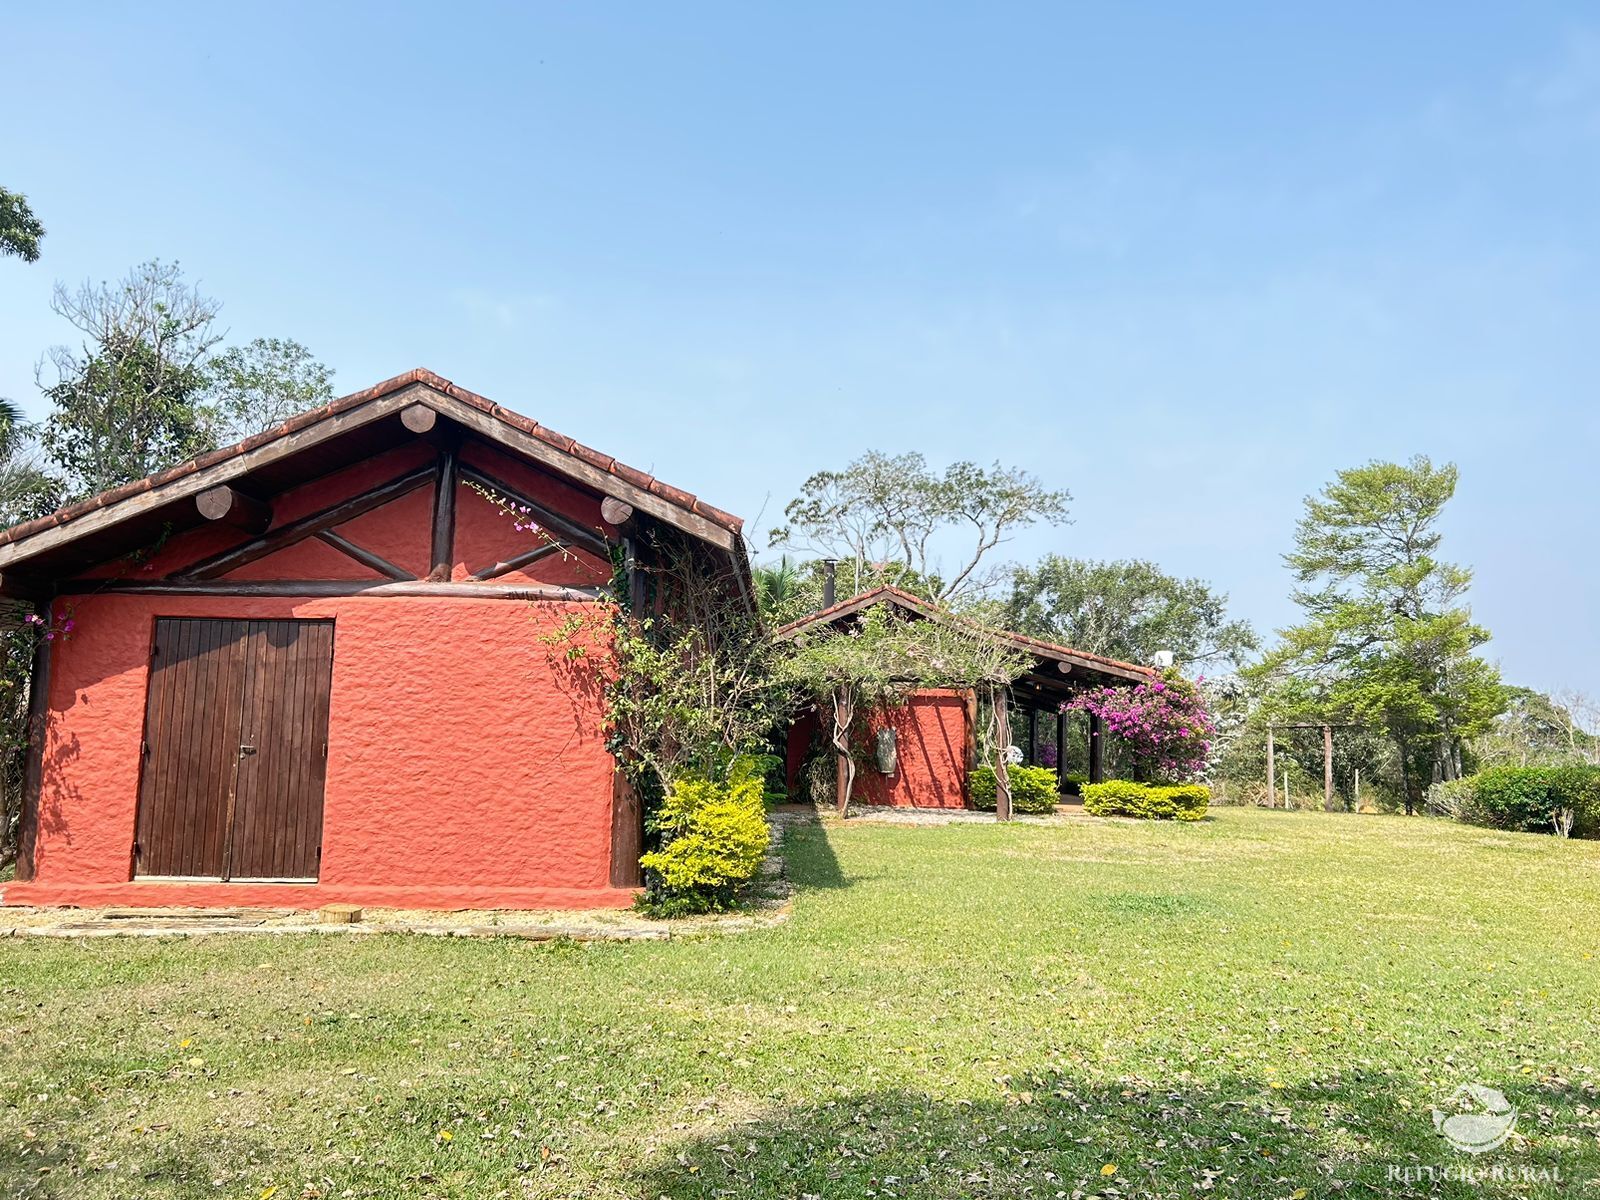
[772,451,1070,600]
[0,187,45,262]
[36,261,335,498]
[1258,456,1504,812]
[1004,556,1257,669]
[39,262,221,496]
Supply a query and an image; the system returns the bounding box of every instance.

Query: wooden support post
[195,485,271,534]
[429,441,459,581]
[1266,725,1276,808]
[621,535,644,614]
[1323,723,1337,812]
[995,687,1013,821]
[1056,708,1067,793]
[14,612,54,882]
[1088,711,1105,784]
[609,769,643,887]
[963,689,979,773]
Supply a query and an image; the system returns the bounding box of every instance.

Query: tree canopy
[1004,556,1257,670]
[0,187,44,263]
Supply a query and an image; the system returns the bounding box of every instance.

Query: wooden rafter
[173,467,434,582]
[314,530,414,581]
[468,542,563,582]
[459,464,610,557]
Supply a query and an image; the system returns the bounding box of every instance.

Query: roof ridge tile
[0,367,745,551]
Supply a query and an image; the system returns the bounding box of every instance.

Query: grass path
[3,807,1598,1198]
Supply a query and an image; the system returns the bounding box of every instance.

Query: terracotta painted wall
[852,690,970,809]
[784,690,969,809]
[3,593,624,910]
[3,440,633,911]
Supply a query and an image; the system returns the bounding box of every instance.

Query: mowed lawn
[4,809,1600,1199]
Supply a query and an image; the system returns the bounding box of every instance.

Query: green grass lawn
[3,807,1599,1199]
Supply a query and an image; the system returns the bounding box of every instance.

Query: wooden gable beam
[417,390,738,551]
[0,383,429,571]
[459,464,611,558]
[174,467,434,581]
[400,403,437,434]
[314,530,415,581]
[468,542,563,582]
[64,578,602,601]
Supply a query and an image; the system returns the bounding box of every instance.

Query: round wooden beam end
[600,496,635,526]
[401,404,438,434]
[195,485,237,522]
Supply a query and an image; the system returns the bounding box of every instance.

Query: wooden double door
[134,618,336,881]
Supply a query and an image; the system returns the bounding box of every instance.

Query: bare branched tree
[772,451,1070,601]
[37,261,222,496]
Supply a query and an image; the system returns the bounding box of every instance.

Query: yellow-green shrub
[1082,780,1209,821]
[969,764,1058,814]
[638,757,771,914]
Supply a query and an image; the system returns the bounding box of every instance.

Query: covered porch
[773,586,1156,811]
[1001,634,1155,793]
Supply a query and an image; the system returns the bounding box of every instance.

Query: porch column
[995,686,1013,822]
[1089,711,1105,783]
[1055,708,1067,792]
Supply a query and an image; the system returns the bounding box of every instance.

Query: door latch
[239,744,257,756]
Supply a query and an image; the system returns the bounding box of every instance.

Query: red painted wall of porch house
[785,688,970,809]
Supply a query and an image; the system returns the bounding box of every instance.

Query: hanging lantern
[874,728,898,775]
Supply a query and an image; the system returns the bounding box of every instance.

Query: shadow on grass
[782,814,851,892]
[632,1072,1594,1199]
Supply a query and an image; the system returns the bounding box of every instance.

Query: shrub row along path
[2,807,1597,1198]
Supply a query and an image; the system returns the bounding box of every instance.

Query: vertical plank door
[227,620,336,881]
[134,618,249,878]
[133,617,335,881]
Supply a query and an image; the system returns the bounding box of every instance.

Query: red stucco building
[0,370,750,911]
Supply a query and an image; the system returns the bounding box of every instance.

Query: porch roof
[771,585,1157,703]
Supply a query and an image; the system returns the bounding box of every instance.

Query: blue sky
[4,4,1599,693]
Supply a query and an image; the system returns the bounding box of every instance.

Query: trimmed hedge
[969,764,1058,814]
[1082,779,1210,821]
[1449,765,1600,838]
